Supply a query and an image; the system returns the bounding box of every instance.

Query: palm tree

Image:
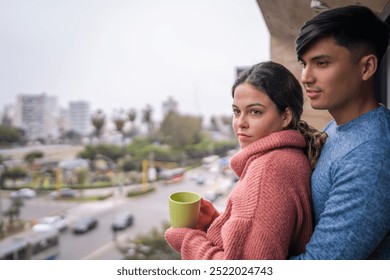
[127,108,137,123]
[113,109,127,134]
[113,109,127,143]
[126,108,138,137]
[142,104,154,134]
[91,109,106,141]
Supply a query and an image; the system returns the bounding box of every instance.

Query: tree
[91,109,106,139]
[121,222,180,260]
[5,198,24,225]
[0,124,26,147]
[24,151,44,164]
[62,129,82,145]
[112,108,127,138]
[74,168,88,185]
[24,150,44,181]
[142,104,155,134]
[79,144,127,163]
[2,167,28,187]
[127,108,138,137]
[127,108,137,123]
[160,112,203,148]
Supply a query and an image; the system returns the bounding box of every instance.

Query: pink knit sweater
[165,130,313,259]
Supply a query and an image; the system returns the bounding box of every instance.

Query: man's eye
[317,61,329,67]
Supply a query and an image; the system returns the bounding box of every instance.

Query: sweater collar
[230,130,306,178]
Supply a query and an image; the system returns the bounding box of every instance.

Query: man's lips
[306,88,322,99]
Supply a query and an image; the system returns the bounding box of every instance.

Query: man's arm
[292,141,390,259]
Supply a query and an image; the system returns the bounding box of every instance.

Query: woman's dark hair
[232,61,327,169]
[296,5,389,62]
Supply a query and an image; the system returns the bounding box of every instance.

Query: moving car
[33,215,68,232]
[49,188,76,199]
[72,217,98,234]
[111,212,134,231]
[9,188,37,199]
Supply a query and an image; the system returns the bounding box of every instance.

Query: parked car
[9,188,37,200]
[49,188,76,199]
[72,216,98,234]
[195,175,206,185]
[33,215,68,232]
[111,212,134,231]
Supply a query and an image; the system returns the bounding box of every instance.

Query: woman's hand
[165,199,219,253]
[196,198,220,231]
[165,227,192,252]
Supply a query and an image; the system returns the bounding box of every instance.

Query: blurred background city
[0,0,389,260]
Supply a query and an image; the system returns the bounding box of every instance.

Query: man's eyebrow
[299,54,332,63]
[312,54,331,60]
[309,54,332,62]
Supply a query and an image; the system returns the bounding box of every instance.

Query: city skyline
[0,0,270,122]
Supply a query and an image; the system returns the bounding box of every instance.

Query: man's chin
[310,102,328,110]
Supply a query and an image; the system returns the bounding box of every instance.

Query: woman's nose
[237,114,248,128]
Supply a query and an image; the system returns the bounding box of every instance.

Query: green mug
[169,191,201,228]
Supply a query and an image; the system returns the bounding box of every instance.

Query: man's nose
[301,65,316,86]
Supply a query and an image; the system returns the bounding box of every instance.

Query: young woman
[165,61,327,259]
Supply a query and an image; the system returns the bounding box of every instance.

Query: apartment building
[68,101,91,136]
[14,93,58,141]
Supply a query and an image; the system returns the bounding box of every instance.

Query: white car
[9,188,37,199]
[33,215,68,232]
[49,188,76,199]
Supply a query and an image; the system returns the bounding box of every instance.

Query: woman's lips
[237,133,250,141]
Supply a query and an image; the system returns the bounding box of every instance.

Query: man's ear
[282,107,293,129]
[361,54,377,81]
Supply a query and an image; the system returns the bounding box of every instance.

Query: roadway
[0,166,232,260]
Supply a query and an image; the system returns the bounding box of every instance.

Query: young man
[293,5,390,259]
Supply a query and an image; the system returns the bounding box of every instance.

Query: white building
[14,93,59,141]
[67,101,91,136]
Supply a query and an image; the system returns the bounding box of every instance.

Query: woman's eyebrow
[247,102,266,108]
[232,103,266,108]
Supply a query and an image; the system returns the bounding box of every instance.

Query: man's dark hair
[295,5,389,62]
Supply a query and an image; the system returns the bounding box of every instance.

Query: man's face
[299,37,363,122]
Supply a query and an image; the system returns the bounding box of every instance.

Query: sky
[0,0,270,123]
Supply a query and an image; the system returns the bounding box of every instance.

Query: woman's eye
[232,108,240,115]
[251,109,262,115]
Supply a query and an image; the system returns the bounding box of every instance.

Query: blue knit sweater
[293,105,390,259]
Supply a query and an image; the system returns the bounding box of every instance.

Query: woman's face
[232,83,290,149]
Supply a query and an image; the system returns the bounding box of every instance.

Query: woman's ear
[282,107,293,129]
[361,54,377,81]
